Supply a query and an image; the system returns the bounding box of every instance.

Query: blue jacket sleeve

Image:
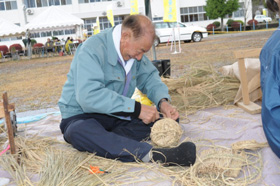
[260,47,280,158]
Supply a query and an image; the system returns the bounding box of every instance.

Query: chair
[234,48,262,114]
[68,43,76,55]
[9,44,23,60]
[0,92,16,154]
[69,41,80,55]
[0,45,10,60]
[33,43,45,57]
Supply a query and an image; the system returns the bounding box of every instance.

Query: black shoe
[152,142,196,166]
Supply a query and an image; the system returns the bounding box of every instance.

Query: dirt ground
[0,29,275,112]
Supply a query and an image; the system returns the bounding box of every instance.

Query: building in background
[0,0,251,47]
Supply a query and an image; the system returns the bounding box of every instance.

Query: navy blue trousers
[60,113,154,162]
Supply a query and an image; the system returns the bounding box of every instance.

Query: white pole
[177,24,181,53]
[172,27,178,54]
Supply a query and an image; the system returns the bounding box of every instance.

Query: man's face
[120,31,153,61]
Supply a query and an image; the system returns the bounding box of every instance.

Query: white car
[153,21,208,46]
[254,15,272,23]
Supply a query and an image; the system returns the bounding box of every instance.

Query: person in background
[65,37,73,54]
[260,0,280,158]
[58,15,196,166]
[45,38,53,53]
[53,37,62,53]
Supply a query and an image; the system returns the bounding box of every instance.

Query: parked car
[254,15,272,23]
[153,21,208,46]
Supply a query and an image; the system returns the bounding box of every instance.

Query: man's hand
[160,100,179,120]
[139,104,160,124]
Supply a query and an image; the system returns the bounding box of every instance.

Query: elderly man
[58,15,196,166]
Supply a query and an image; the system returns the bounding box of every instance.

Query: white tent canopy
[25,6,84,33]
[0,18,25,38]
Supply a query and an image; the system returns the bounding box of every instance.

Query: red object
[247,19,258,26]
[206,24,216,31]
[0,45,9,55]
[33,43,44,48]
[89,165,106,174]
[9,44,23,52]
[59,51,64,56]
[231,21,242,29]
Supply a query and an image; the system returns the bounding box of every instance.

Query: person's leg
[111,116,179,142]
[152,142,196,166]
[61,114,152,162]
[110,117,196,166]
[111,118,154,142]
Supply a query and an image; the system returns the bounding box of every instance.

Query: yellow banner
[130,0,139,15]
[107,5,115,27]
[93,17,100,35]
[163,0,177,22]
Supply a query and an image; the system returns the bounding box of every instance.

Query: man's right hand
[139,104,160,124]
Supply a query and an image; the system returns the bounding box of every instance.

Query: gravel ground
[0,29,275,113]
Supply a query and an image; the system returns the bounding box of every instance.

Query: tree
[242,0,252,31]
[205,0,240,31]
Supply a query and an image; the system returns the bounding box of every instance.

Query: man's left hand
[160,101,179,120]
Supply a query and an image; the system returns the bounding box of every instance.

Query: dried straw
[0,134,265,186]
[231,140,268,151]
[162,64,240,116]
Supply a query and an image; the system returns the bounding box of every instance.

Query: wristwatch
[158,98,169,110]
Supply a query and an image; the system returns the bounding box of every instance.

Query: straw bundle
[231,140,268,151]
[150,118,183,147]
[15,135,64,173]
[162,64,240,115]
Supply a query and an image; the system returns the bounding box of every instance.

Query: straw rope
[151,118,183,147]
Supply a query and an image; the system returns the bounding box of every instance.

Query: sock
[141,151,151,163]
[151,141,196,166]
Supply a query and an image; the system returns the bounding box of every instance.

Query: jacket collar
[107,26,119,66]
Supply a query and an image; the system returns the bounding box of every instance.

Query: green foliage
[30,39,37,47]
[22,39,37,47]
[235,20,244,25]
[205,0,240,19]
[212,21,221,27]
[226,19,235,26]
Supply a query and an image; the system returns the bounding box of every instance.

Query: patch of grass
[0,56,71,112]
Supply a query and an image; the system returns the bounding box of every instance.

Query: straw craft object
[150,118,183,147]
[196,148,245,178]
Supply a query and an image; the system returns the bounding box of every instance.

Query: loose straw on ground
[0,134,264,186]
